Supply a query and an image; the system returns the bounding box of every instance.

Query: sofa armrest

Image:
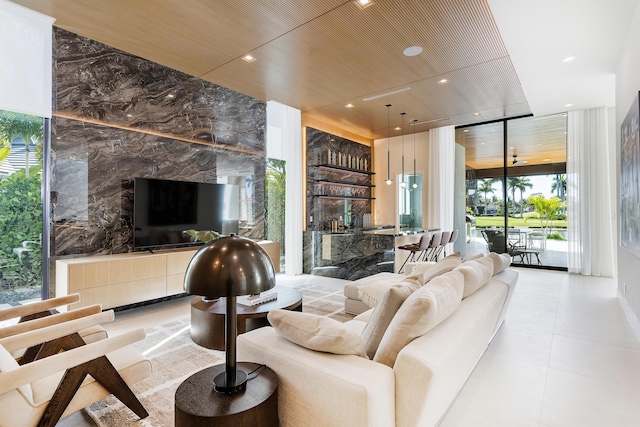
[238,326,395,427]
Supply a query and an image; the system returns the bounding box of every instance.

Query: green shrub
[547,231,565,240]
[0,167,42,288]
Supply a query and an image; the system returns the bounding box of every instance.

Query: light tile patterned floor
[57,269,639,427]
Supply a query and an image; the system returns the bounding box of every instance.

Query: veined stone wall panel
[51,28,266,256]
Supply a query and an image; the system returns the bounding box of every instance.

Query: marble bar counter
[303,228,439,280]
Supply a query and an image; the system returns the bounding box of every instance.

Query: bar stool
[432,231,451,261]
[397,234,430,273]
[445,230,459,256]
[424,232,443,262]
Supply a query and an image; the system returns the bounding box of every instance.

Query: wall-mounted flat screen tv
[133,177,239,250]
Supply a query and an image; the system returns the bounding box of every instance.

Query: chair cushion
[267,310,367,358]
[454,256,494,298]
[487,252,512,275]
[0,344,33,403]
[374,271,464,367]
[360,281,419,359]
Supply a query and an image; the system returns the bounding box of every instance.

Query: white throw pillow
[360,281,419,359]
[357,275,408,308]
[373,271,464,367]
[267,310,367,358]
[418,257,462,285]
[454,256,494,298]
[486,252,512,275]
[462,252,484,262]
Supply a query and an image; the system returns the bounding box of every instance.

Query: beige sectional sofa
[238,253,518,427]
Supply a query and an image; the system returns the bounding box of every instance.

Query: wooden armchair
[0,294,108,360]
[0,309,151,426]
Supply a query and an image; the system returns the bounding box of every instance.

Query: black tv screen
[133,177,239,249]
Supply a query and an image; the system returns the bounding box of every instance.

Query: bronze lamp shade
[184,234,275,394]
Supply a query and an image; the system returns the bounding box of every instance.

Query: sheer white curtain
[427,125,455,252]
[0,0,54,117]
[567,107,616,276]
[266,101,303,274]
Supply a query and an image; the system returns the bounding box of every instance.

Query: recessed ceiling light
[463,129,469,132]
[510,146,515,149]
[523,160,529,164]
[544,158,551,162]
[355,0,374,9]
[242,54,257,63]
[345,103,355,108]
[480,142,485,145]
[562,56,576,63]
[437,79,449,85]
[126,114,133,117]
[564,103,573,108]
[473,112,480,116]
[394,127,401,131]
[403,46,423,57]
[166,94,175,98]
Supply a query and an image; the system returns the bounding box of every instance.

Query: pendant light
[412,119,418,188]
[400,112,406,188]
[385,104,392,185]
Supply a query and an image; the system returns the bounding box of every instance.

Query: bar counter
[303,227,439,280]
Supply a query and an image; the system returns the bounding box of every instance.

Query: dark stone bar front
[303,228,441,280]
[303,231,395,281]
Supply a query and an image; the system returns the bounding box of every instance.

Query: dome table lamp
[183,234,276,394]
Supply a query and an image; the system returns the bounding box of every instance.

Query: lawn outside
[474,216,567,229]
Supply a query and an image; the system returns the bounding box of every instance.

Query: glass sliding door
[456,113,568,269]
[457,122,507,255]
[0,110,45,306]
[506,115,567,268]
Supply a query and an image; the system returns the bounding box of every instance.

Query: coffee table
[190,285,303,350]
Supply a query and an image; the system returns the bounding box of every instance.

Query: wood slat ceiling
[12,0,533,140]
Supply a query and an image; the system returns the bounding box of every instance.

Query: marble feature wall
[51,28,266,256]
[306,127,373,231]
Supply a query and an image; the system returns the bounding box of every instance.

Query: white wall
[616,1,640,325]
[373,131,430,228]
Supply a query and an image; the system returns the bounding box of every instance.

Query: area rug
[85,285,353,426]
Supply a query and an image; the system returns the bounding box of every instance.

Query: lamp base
[213,370,247,394]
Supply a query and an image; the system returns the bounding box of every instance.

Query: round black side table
[175,362,278,426]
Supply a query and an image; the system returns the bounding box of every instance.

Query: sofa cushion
[0,344,33,403]
[358,276,421,309]
[406,257,462,286]
[344,272,403,300]
[462,252,484,262]
[374,270,464,367]
[454,256,494,298]
[267,310,367,358]
[360,281,418,359]
[487,252,512,275]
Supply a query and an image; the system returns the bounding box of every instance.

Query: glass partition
[398,173,422,230]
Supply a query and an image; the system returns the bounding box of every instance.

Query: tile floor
[59,268,640,427]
